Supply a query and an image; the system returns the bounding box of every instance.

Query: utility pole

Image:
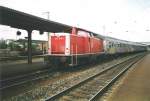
[42,12,50,54]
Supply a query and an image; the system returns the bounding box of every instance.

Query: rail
[0,67,57,90]
[45,53,145,101]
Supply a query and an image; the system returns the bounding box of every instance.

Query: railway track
[1,53,146,101]
[0,67,56,90]
[0,54,136,91]
[45,54,145,101]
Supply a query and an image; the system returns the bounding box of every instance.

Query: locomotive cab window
[77,30,90,37]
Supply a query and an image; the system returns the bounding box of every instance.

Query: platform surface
[107,54,150,101]
[0,58,47,79]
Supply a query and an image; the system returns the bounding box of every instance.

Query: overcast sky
[0,0,150,42]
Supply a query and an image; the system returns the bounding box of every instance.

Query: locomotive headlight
[65,48,70,55]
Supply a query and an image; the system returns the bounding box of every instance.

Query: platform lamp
[16,30,21,36]
[16,30,21,40]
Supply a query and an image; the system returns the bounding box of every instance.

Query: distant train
[44,27,147,67]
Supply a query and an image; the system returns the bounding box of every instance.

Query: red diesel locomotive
[44,27,104,66]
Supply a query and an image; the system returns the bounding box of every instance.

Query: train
[44,27,147,67]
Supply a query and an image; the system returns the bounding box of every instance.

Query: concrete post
[27,30,32,64]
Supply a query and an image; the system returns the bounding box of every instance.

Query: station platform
[0,58,48,79]
[107,54,150,101]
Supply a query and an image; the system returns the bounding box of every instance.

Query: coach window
[109,42,111,48]
[112,43,114,47]
[120,44,122,47]
[109,44,111,48]
[117,43,119,47]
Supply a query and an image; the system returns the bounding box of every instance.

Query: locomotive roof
[77,28,105,39]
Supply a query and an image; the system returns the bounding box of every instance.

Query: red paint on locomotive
[45,27,104,66]
[51,36,66,54]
